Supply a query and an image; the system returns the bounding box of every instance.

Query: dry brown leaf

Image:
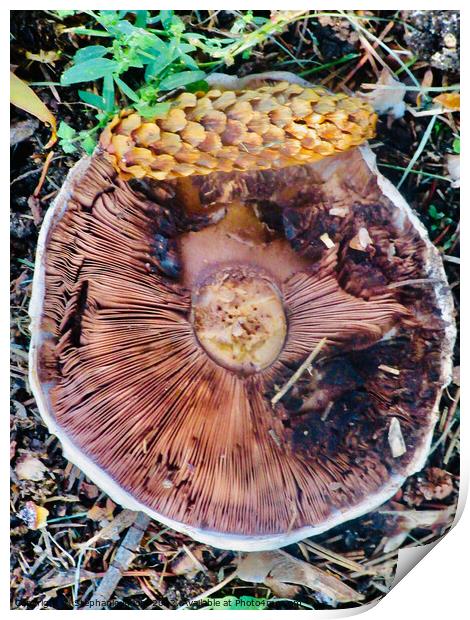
[76,509,138,550]
[237,550,363,604]
[403,468,454,507]
[363,69,406,118]
[169,547,205,577]
[79,481,99,499]
[264,576,301,598]
[87,498,116,522]
[382,505,455,552]
[39,568,100,590]
[15,453,47,481]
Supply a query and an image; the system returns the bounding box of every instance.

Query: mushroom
[29,73,455,551]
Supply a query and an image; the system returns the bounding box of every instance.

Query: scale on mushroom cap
[29,72,455,551]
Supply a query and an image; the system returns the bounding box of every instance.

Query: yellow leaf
[25,50,61,65]
[433,92,460,111]
[10,72,57,147]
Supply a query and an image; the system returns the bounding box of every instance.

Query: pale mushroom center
[191,268,287,373]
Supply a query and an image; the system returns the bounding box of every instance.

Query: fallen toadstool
[29,73,455,551]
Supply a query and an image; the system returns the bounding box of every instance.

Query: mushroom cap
[29,76,455,551]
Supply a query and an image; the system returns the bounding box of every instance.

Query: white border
[5,4,465,617]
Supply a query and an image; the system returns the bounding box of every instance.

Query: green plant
[57,10,209,153]
[428,204,453,232]
[56,10,310,154]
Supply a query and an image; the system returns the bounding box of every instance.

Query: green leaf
[159,70,206,91]
[80,133,97,155]
[65,27,112,37]
[146,35,169,56]
[159,10,174,28]
[134,101,171,120]
[185,79,209,94]
[55,10,76,18]
[61,58,119,85]
[114,76,140,102]
[453,137,460,154]
[17,258,36,269]
[73,45,109,64]
[112,20,135,37]
[134,10,148,27]
[428,204,444,220]
[102,73,115,112]
[57,121,76,140]
[78,90,106,109]
[60,141,77,154]
[57,121,77,153]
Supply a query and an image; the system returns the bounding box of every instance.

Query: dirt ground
[11,10,459,610]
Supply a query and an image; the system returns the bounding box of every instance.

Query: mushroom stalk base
[192,268,287,374]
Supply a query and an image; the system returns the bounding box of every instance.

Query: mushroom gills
[29,76,455,551]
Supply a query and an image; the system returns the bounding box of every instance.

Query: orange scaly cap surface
[99,82,377,180]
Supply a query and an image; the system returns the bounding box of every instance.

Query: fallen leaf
[381,505,455,552]
[76,509,138,550]
[10,72,56,147]
[39,568,100,590]
[15,453,47,481]
[403,468,454,506]
[433,92,460,111]
[25,50,61,66]
[237,550,363,604]
[169,547,205,577]
[363,69,406,118]
[87,498,115,522]
[264,576,300,598]
[79,481,99,499]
